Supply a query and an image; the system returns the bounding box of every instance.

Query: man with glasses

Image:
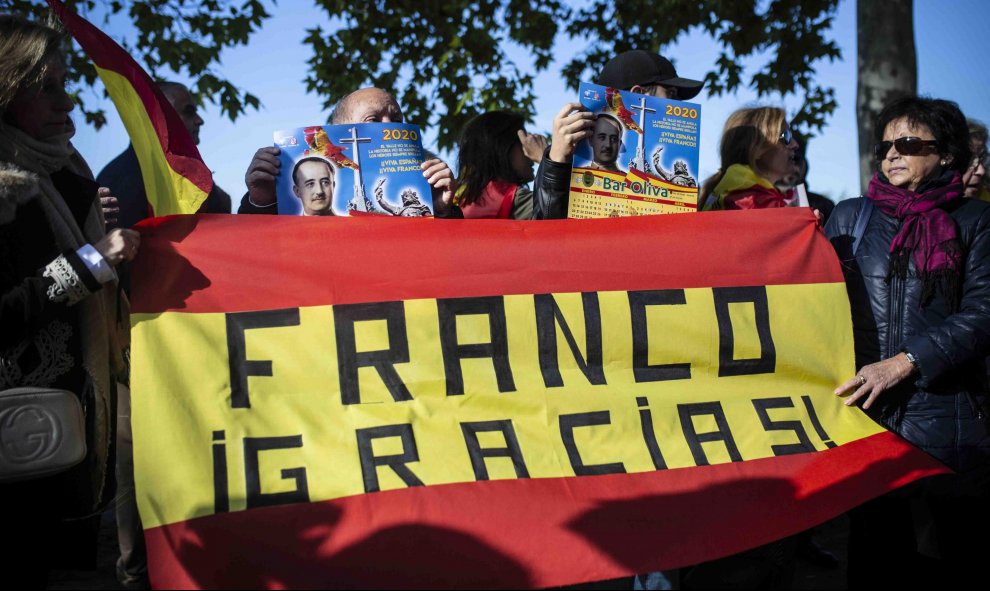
[533,51,705,219]
[239,87,459,217]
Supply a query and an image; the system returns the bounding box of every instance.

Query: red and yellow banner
[130,210,945,589]
[48,0,212,216]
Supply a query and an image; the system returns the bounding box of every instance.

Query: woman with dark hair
[455,111,545,219]
[699,106,800,211]
[826,96,990,586]
[1,14,138,585]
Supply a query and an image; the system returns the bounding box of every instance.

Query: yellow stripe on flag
[132,283,883,529]
[96,66,208,216]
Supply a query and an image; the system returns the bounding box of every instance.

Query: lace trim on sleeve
[43,254,90,306]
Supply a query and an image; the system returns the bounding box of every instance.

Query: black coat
[532,148,571,220]
[1,165,114,525]
[825,196,990,473]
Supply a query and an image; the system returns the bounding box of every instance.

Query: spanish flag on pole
[48,0,212,216]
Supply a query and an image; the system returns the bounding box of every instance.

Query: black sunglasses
[874,137,939,161]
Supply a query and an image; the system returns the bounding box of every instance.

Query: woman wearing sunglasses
[699,106,800,210]
[825,96,990,586]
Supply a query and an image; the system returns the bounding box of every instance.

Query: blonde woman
[1,15,137,585]
[700,107,800,211]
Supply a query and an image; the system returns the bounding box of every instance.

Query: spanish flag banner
[130,210,945,588]
[48,0,212,216]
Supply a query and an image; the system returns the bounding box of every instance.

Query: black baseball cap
[596,50,704,100]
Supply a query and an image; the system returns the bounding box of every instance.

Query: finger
[861,385,884,410]
[526,140,547,155]
[835,376,862,396]
[250,156,281,173]
[120,230,140,247]
[561,119,594,134]
[517,129,528,144]
[430,177,452,190]
[421,160,447,174]
[562,112,596,128]
[555,102,584,121]
[247,170,278,185]
[251,155,281,172]
[98,187,112,197]
[255,147,281,158]
[422,163,450,179]
[420,159,442,170]
[564,130,592,143]
[843,383,872,406]
[426,171,452,187]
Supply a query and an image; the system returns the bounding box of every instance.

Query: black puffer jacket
[532,148,571,220]
[825,195,990,474]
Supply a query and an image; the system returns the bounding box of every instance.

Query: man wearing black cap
[533,50,704,219]
[597,50,705,101]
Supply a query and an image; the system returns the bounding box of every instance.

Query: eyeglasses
[779,128,793,145]
[874,137,939,161]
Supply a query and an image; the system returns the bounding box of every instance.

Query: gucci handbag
[0,387,87,483]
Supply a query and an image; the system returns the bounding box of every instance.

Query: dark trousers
[849,480,990,589]
[115,382,149,588]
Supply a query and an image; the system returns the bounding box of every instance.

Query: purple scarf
[866,171,965,308]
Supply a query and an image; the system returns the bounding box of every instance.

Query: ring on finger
[857,375,867,386]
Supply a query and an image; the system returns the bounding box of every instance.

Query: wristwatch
[903,351,920,371]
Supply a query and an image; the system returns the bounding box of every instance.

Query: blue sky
[69,0,990,205]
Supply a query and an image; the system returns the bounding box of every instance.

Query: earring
[940,160,947,166]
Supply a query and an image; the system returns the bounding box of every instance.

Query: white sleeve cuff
[76,244,117,284]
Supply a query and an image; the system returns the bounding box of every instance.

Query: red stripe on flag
[132,208,842,314]
[143,431,945,589]
[47,0,213,196]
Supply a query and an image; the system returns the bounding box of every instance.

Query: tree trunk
[857,0,917,194]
